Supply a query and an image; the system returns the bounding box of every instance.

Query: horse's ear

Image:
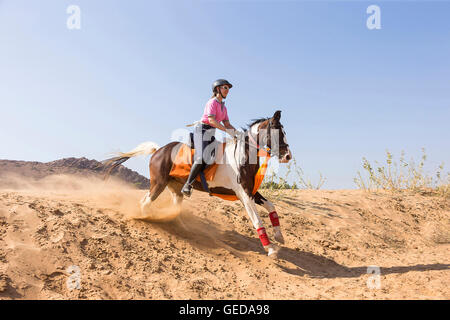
[273,110,281,122]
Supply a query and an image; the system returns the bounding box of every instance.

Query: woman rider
[181,79,238,197]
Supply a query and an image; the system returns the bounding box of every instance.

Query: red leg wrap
[257,227,270,246]
[269,211,280,227]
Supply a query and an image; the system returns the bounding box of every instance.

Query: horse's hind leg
[167,180,184,206]
[140,179,167,216]
[139,141,180,217]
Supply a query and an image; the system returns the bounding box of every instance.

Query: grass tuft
[354,148,450,197]
[259,157,326,200]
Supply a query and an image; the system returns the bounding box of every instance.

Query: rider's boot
[181,162,204,197]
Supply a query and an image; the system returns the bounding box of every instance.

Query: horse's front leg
[254,192,285,244]
[234,188,280,258]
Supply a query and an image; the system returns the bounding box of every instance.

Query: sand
[0,174,448,299]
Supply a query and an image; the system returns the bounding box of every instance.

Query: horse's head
[268,110,292,163]
[251,110,292,163]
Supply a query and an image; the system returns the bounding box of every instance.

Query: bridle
[231,119,288,184]
[245,120,289,157]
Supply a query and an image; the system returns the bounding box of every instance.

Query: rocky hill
[0,157,149,189]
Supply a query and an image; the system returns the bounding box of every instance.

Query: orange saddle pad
[169,143,226,182]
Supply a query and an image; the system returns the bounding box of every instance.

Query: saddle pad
[169,143,225,182]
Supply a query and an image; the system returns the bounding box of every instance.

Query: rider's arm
[208,115,228,132]
[223,120,236,131]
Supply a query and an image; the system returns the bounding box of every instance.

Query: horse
[104,110,292,258]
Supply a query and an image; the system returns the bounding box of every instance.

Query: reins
[231,121,272,187]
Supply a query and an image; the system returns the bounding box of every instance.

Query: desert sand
[0,174,449,299]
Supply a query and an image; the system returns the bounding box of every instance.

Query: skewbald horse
[104,110,292,258]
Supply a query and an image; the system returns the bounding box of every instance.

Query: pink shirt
[201,98,229,125]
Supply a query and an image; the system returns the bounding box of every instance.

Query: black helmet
[212,79,233,92]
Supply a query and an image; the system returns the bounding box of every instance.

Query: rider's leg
[181,161,205,197]
[181,124,213,197]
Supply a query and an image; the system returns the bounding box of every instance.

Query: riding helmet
[212,79,233,92]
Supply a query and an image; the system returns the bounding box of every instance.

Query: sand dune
[0,174,449,299]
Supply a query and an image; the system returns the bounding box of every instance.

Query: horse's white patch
[207,163,235,189]
[234,187,264,230]
[207,140,240,189]
[251,123,260,138]
[282,128,288,145]
[259,197,276,212]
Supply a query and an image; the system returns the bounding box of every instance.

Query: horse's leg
[235,189,280,258]
[140,178,168,216]
[167,180,184,206]
[140,142,178,216]
[254,192,285,244]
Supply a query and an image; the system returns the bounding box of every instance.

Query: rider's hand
[233,130,245,140]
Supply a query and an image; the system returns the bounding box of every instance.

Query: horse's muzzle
[279,149,292,163]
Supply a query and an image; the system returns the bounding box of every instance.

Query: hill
[0,158,149,189]
[0,174,448,299]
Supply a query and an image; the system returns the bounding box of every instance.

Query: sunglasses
[221,86,230,90]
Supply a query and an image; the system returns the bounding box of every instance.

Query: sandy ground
[0,175,449,300]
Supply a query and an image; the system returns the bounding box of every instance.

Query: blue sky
[1,0,449,189]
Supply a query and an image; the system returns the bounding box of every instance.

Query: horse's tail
[102,141,160,180]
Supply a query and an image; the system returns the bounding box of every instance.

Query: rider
[181,79,238,197]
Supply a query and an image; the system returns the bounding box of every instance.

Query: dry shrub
[354,148,450,197]
[260,157,326,200]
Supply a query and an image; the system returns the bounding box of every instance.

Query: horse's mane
[241,117,269,132]
[223,118,270,147]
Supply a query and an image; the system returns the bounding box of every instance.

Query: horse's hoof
[267,245,280,259]
[274,231,285,244]
[268,249,278,259]
[139,194,148,205]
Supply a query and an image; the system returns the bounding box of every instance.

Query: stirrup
[181,183,193,197]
